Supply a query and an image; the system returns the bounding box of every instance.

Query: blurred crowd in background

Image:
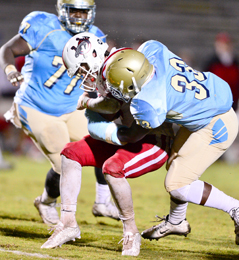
[0,29,239,169]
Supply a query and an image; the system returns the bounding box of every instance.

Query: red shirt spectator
[204,32,239,111]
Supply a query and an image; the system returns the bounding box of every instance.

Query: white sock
[204,185,239,213]
[41,188,56,204]
[60,155,82,212]
[61,210,77,227]
[171,180,239,214]
[168,199,188,224]
[95,183,111,204]
[104,174,138,233]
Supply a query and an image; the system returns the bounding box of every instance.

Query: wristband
[5,64,17,76]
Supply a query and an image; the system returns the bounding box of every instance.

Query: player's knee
[164,178,184,194]
[61,142,83,164]
[169,189,187,202]
[164,177,172,193]
[165,180,189,202]
[103,158,125,178]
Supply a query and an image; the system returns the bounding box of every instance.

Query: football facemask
[62,32,108,91]
[56,0,96,34]
[76,64,98,91]
[107,84,133,103]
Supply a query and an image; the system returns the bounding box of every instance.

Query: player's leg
[103,135,168,256]
[104,174,141,256]
[92,167,119,219]
[167,109,239,225]
[16,104,70,225]
[41,136,118,248]
[142,109,239,243]
[66,109,119,220]
[41,155,82,249]
[4,103,59,222]
[34,168,60,225]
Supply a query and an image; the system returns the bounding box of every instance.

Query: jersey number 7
[44,56,80,94]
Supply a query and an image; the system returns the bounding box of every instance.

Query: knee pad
[103,157,125,178]
[45,168,60,198]
[94,167,107,184]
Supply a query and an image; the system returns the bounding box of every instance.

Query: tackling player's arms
[117,120,152,143]
[77,92,121,114]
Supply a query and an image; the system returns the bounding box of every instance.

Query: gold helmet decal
[105,49,154,102]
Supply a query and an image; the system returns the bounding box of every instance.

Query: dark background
[0,0,239,69]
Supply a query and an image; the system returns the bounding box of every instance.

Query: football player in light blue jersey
[0,0,119,225]
[80,42,239,245]
[132,40,233,131]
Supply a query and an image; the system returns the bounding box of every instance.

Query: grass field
[0,154,239,260]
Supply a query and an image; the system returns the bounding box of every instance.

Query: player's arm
[86,109,152,146]
[0,34,30,86]
[117,120,152,143]
[151,122,175,139]
[85,109,126,145]
[77,91,121,114]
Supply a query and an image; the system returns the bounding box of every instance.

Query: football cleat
[229,207,239,245]
[41,221,81,249]
[34,196,60,225]
[141,215,191,240]
[92,201,120,220]
[119,232,141,256]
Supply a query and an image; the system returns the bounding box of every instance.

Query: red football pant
[61,135,168,178]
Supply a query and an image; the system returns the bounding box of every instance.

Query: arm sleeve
[85,109,127,146]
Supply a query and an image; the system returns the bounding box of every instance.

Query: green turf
[0,154,239,259]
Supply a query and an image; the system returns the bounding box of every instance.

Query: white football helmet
[62,32,108,91]
[56,0,96,34]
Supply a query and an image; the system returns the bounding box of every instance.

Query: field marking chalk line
[0,248,70,260]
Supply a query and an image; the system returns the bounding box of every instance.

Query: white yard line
[0,248,70,260]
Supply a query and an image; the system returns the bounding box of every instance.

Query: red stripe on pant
[61,134,168,178]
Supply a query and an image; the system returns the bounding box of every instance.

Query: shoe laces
[118,232,134,249]
[154,215,167,222]
[48,222,64,235]
[152,215,170,229]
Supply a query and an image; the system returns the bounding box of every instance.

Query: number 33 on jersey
[130,40,233,131]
